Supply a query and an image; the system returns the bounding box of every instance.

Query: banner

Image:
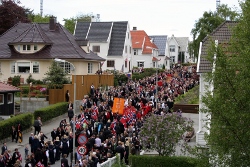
[112,98,125,115]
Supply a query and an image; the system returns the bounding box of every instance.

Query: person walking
[61,154,69,167]
[67,107,74,123]
[34,116,42,135]
[65,90,70,102]
[11,126,17,143]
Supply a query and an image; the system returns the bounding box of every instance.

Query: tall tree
[189,4,239,59]
[44,61,69,89]
[63,14,92,34]
[199,1,250,166]
[0,0,31,35]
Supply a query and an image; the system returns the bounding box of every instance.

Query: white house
[196,21,238,146]
[130,28,160,69]
[74,21,133,73]
[0,17,104,83]
[150,35,170,70]
[167,34,190,68]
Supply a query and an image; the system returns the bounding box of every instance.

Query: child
[24,145,29,159]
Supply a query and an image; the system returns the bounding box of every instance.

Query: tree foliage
[139,113,194,156]
[0,0,31,35]
[189,4,239,59]
[28,14,51,23]
[44,61,69,89]
[63,14,92,34]
[200,1,250,166]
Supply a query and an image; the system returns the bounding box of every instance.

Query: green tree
[44,61,69,89]
[63,14,92,34]
[200,1,250,166]
[189,4,239,59]
[139,113,194,156]
[0,0,31,35]
[28,14,51,23]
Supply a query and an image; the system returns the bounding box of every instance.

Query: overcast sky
[19,0,240,38]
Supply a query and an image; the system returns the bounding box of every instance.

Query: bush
[33,102,68,122]
[12,75,21,87]
[129,155,200,167]
[0,112,33,140]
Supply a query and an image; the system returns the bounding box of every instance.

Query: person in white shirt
[95,135,102,149]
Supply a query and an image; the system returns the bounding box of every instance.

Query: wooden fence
[49,74,114,104]
[173,104,199,114]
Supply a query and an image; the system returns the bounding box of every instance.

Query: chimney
[133,27,137,30]
[49,16,57,31]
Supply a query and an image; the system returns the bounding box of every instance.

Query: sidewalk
[3,112,74,152]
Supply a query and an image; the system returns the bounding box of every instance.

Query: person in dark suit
[11,126,17,143]
[67,107,74,122]
[65,90,70,102]
[29,133,34,153]
[61,154,69,167]
[51,128,57,142]
[1,143,7,155]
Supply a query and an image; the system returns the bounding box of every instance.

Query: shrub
[129,155,201,167]
[12,75,21,87]
[0,112,33,140]
[33,102,68,122]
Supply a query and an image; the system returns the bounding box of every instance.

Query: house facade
[0,17,104,84]
[0,82,20,118]
[149,35,170,70]
[130,28,159,69]
[74,21,132,73]
[167,34,190,68]
[196,21,237,146]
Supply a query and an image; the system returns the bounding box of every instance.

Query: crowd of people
[0,65,199,167]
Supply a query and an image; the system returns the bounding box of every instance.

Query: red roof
[152,57,159,61]
[131,30,158,54]
[0,82,20,92]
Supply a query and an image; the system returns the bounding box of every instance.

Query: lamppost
[54,58,76,166]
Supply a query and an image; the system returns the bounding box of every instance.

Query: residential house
[149,35,170,70]
[0,82,20,118]
[130,28,159,69]
[74,21,132,73]
[0,17,104,84]
[196,21,237,146]
[167,34,190,67]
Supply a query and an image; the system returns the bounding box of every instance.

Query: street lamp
[54,58,76,166]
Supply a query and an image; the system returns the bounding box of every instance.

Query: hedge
[129,155,200,167]
[33,102,68,122]
[0,102,68,141]
[0,112,33,140]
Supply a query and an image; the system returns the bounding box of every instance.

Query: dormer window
[34,45,38,50]
[23,45,31,51]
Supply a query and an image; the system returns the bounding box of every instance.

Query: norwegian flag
[120,115,127,128]
[110,119,117,134]
[75,121,81,129]
[91,105,99,120]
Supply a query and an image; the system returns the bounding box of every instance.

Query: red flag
[91,106,99,120]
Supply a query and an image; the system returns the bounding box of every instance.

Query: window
[17,45,20,51]
[107,60,115,67]
[58,62,71,74]
[92,46,100,53]
[7,93,13,103]
[88,63,93,73]
[17,62,30,73]
[11,62,15,74]
[125,60,127,68]
[153,62,156,68]
[34,45,38,50]
[170,45,175,52]
[134,49,138,55]
[137,62,144,67]
[170,56,175,63]
[0,94,3,104]
[33,62,39,73]
[23,45,31,51]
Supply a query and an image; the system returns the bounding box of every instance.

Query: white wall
[196,73,210,146]
[0,60,100,84]
[132,54,153,68]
